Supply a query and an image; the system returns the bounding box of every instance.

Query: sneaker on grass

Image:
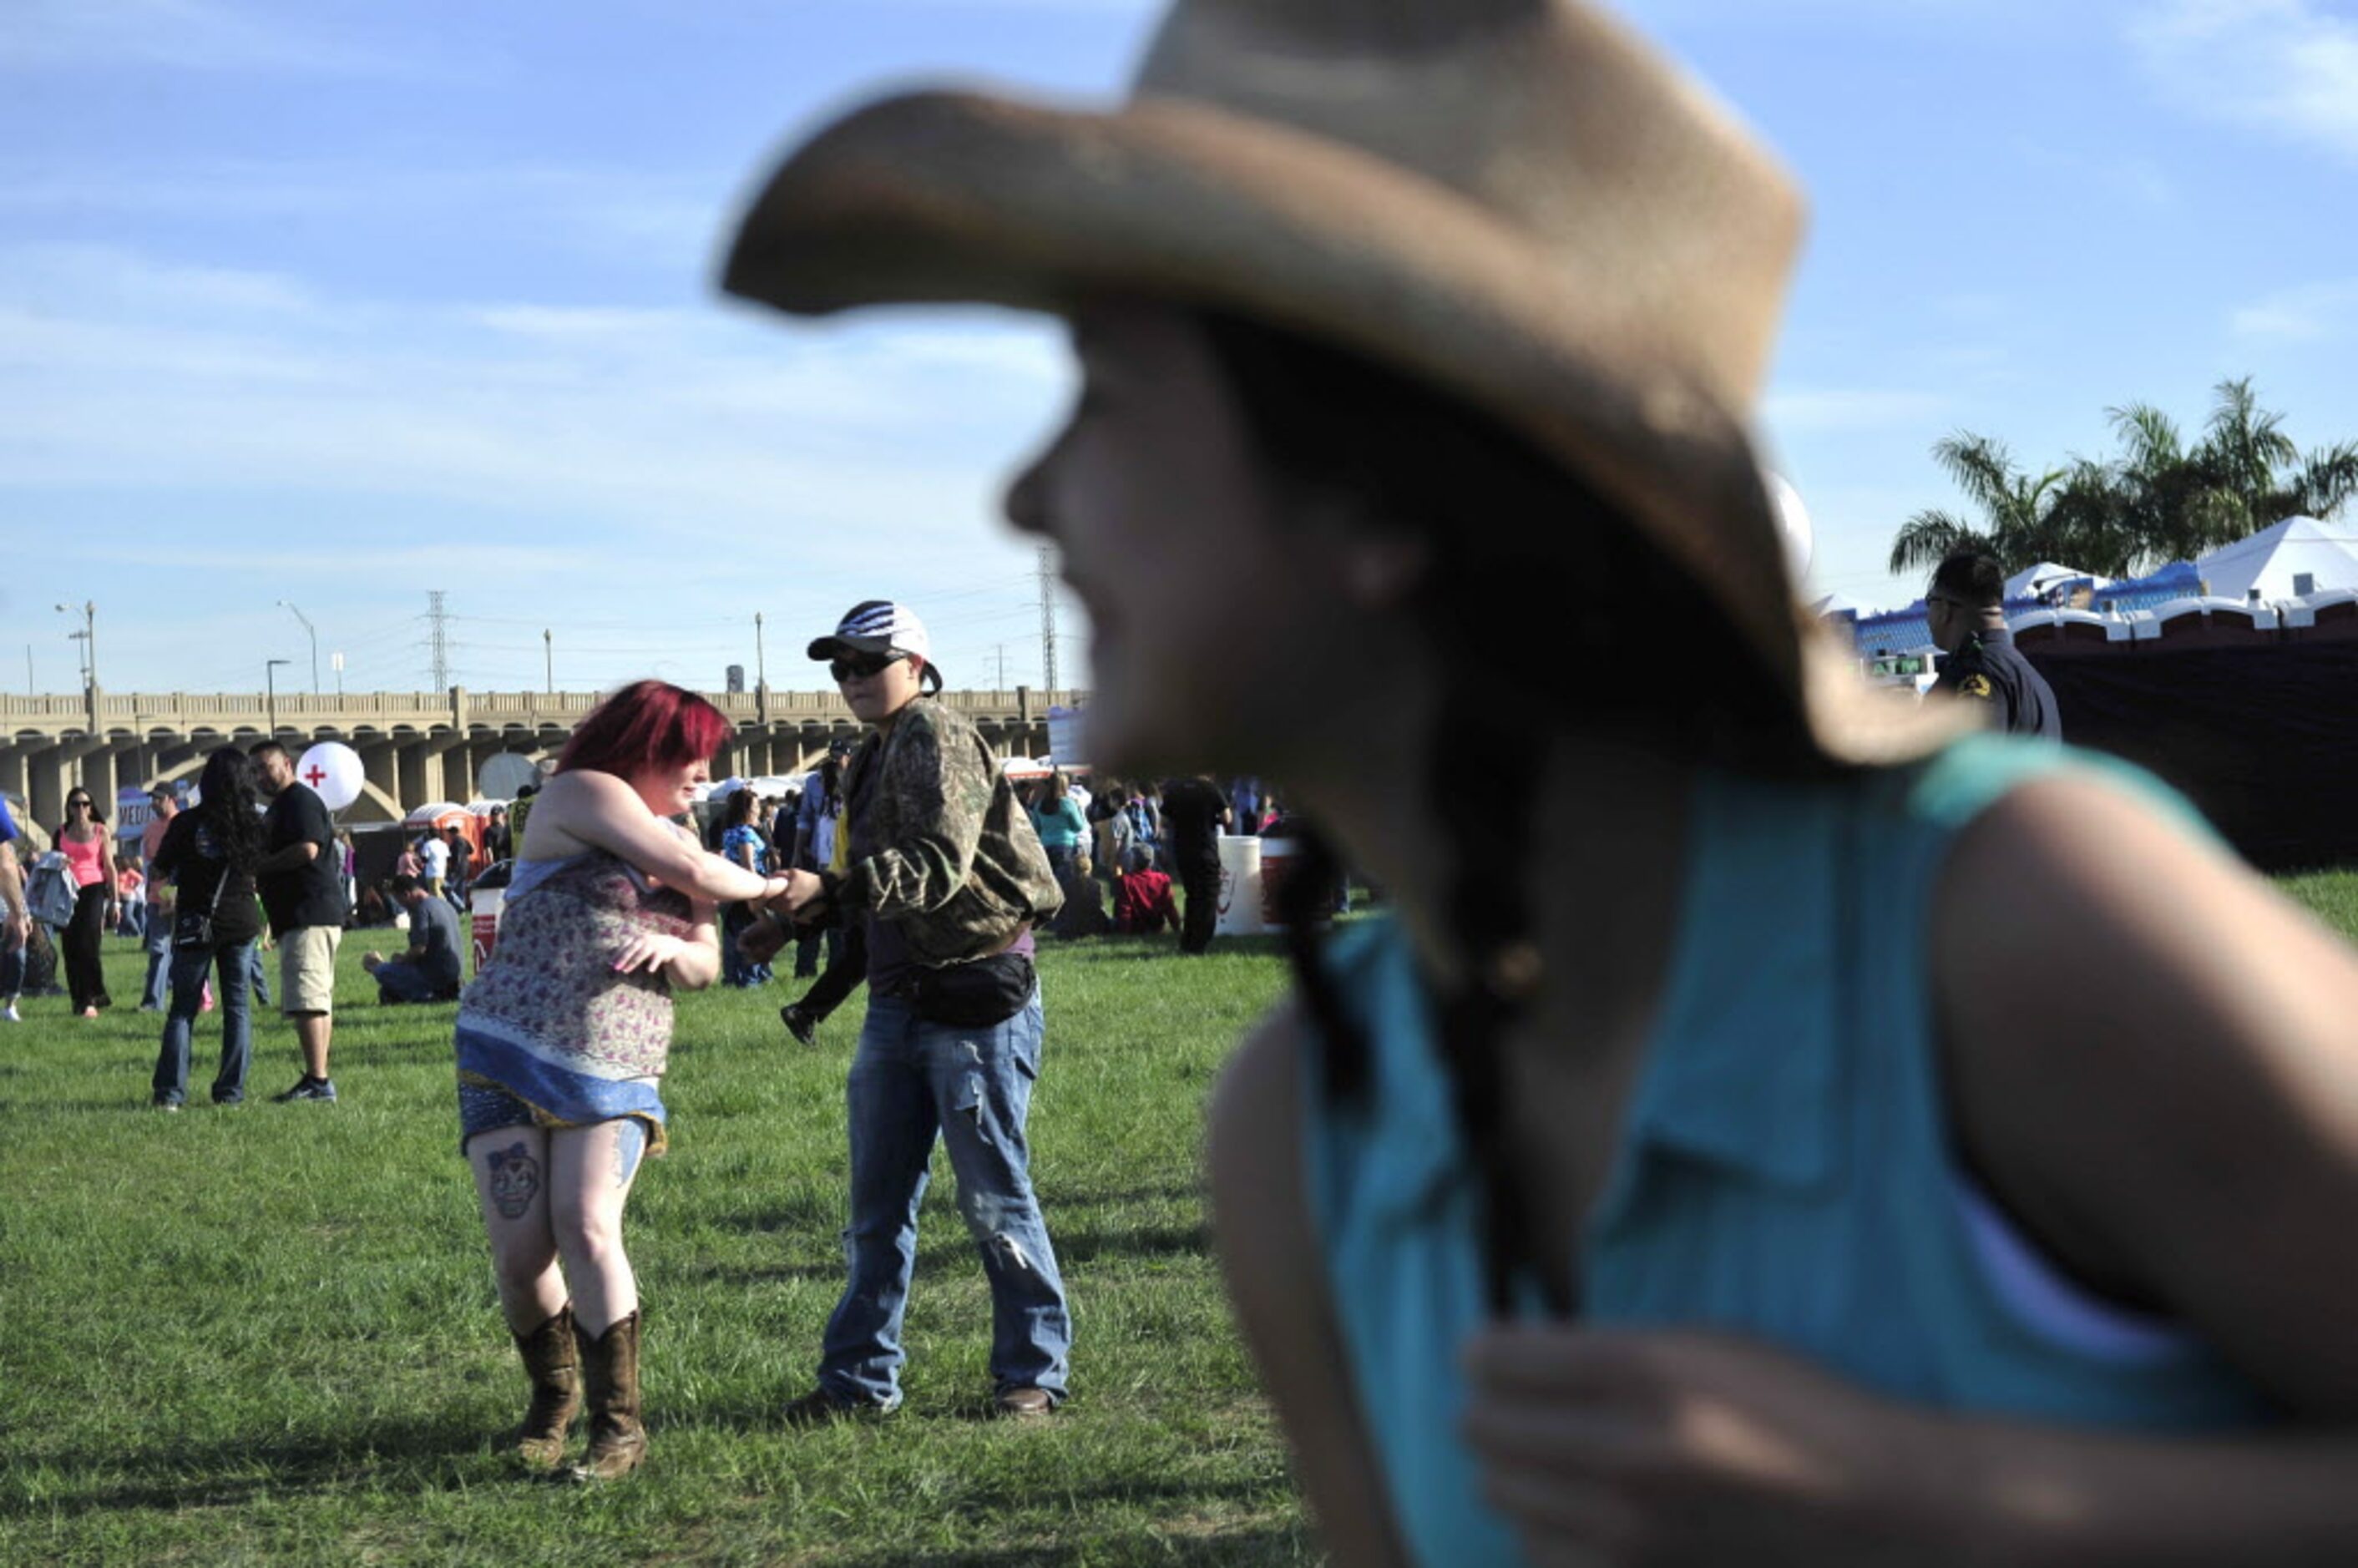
[271,1076,338,1103]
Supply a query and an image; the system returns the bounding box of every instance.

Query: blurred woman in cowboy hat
[722,0,2358,1560]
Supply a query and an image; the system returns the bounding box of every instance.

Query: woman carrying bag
[149,749,265,1109]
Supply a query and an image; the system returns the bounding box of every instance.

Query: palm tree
[1885,433,2128,577]
[2112,378,2358,562]
[1891,379,2358,585]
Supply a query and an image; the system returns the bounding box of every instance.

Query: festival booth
[2194,515,2358,604]
[2284,588,2358,640]
[2006,606,2131,655]
[2132,596,2278,646]
[403,801,483,860]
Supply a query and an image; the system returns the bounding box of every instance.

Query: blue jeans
[721,904,771,988]
[374,957,457,1004]
[141,912,173,1009]
[819,988,1070,1407]
[152,938,255,1105]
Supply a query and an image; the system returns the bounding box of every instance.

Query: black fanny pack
[905,950,1035,1029]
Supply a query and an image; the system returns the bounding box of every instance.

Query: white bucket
[469,887,506,974]
[1215,834,1263,937]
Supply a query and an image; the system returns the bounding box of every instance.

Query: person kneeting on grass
[452,679,797,1479]
[363,874,464,1004]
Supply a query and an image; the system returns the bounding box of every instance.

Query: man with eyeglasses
[742,599,1071,1424]
[1926,551,2062,739]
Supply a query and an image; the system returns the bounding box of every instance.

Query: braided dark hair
[1197,310,1776,1316]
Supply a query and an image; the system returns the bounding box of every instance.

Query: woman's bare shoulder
[1935,767,2358,1411]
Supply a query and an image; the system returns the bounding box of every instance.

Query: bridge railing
[6,689,1089,731]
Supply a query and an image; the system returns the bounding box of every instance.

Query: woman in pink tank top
[56,787,117,1018]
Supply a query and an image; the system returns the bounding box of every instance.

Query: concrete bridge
[0,685,1081,828]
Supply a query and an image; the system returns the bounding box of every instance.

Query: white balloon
[1766,472,1814,580]
[293,741,366,812]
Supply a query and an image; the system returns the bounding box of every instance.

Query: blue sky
[6,0,2357,695]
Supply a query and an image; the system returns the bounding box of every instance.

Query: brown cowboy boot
[569,1310,646,1482]
[509,1304,581,1469]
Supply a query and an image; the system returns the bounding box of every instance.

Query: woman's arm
[1938,773,2358,1417]
[1465,772,2358,1566]
[660,911,722,991]
[1207,1003,1412,1568]
[532,771,782,908]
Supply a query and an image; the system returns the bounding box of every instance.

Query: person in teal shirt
[1026,771,1089,885]
[721,1,2358,1560]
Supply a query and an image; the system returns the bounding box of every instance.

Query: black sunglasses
[67,796,92,807]
[830,652,905,682]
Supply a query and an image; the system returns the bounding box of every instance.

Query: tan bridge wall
[0,686,1081,828]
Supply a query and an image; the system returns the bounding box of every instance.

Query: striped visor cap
[807,599,933,667]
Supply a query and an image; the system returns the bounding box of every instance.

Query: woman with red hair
[453,680,787,1481]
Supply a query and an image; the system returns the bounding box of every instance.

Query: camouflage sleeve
[847,711,994,918]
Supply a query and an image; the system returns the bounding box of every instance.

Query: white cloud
[1763,387,1947,433]
[3,0,438,78]
[0,243,1070,549]
[2131,0,2358,160]
[2229,278,2358,341]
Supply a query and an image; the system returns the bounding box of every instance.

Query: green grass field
[3,923,1314,1567]
[17,869,2358,1566]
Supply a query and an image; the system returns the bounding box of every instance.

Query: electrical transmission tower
[1037,546,1059,695]
[428,590,450,690]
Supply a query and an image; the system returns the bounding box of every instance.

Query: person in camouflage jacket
[755,600,1075,1424]
[834,696,1062,966]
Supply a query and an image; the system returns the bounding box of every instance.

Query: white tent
[2005,561,2109,600]
[2195,516,2358,602]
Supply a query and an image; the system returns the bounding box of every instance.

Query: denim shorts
[458,1080,536,1154]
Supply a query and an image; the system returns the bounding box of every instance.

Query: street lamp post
[266,658,291,735]
[754,612,767,690]
[277,600,319,694]
[53,601,95,690]
[544,629,553,695]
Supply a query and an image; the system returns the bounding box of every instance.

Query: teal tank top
[1303,736,2269,1566]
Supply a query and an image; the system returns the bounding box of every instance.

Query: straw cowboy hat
[722,0,1961,765]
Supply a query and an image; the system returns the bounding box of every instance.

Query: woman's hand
[610,931,690,976]
[1463,1327,1976,1568]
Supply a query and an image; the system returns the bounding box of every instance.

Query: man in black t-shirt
[1156,774,1231,954]
[251,741,352,1103]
